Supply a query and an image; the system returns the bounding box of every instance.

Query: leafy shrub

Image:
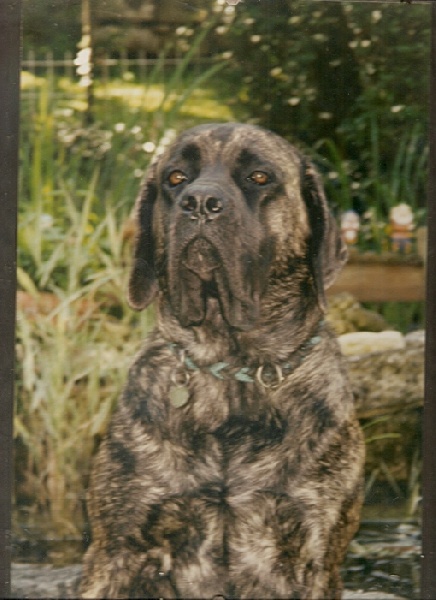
[223,0,430,216]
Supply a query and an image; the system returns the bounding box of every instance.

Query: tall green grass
[15,179,153,534]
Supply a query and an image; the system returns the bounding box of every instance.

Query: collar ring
[255,364,284,389]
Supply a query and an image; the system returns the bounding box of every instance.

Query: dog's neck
[166,318,326,392]
[156,288,324,367]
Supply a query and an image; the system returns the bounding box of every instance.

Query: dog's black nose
[179,193,224,220]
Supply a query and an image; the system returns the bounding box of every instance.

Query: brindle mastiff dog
[81,123,364,600]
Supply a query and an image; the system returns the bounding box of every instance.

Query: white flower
[122,71,135,82]
[312,34,328,43]
[53,108,73,118]
[161,129,177,145]
[74,48,91,67]
[40,213,54,230]
[78,76,92,88]
[142,142,155,153]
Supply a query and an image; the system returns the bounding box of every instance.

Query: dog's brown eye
[248,171,270,185]
[168,170,188,186]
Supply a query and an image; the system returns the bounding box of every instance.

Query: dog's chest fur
[91,329,361,599]
[106,327,355,506]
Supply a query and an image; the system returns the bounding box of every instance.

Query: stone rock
[339,331,406,357]
[347,338,424,419]
[344,332,424,486]
[405,329,425,347]
[344,593,406,600]
[11,564,82,599]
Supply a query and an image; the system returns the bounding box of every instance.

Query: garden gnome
[388,203,414,253]
[341,210,360,246]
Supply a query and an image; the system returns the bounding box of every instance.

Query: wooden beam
[0,1,21,598]
[422,2,436,598]
[329,260,425,302]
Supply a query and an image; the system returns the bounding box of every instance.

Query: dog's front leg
[80,542,179,599]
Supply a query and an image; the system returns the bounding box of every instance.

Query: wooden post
[139,49,147,84]
[0,1,21,597]
[422,3,436,598]
[65,51,74,80]
[28,48,36,113]
[47,49,55,96]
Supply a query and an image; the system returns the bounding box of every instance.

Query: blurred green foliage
[223,0,430,216]
[22,0,81,54]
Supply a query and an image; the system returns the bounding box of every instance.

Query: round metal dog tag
[169,385,190,408]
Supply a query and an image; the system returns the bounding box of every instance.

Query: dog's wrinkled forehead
[161,123,299,174]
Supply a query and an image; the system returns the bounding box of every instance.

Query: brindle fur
[80,123,364,600]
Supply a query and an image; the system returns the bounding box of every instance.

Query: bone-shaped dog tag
[169,386,189,408]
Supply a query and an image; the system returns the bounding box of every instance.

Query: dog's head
[128,123,346,330]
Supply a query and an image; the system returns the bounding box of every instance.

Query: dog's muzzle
[182,237,221,282]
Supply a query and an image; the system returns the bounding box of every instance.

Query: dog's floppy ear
[301,159,347,311]
[128,163,159,310]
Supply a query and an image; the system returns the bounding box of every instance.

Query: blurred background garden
[14,1,429,594]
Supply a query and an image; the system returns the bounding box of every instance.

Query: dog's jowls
[80,123,364,600]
